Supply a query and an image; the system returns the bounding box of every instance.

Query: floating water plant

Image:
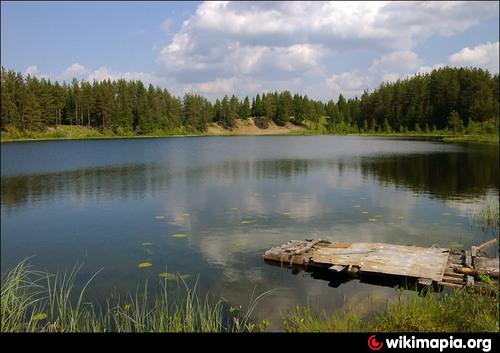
[442,212,452,216]
[31,313,48,321]
[159,272,192,280]
[368,218,378,222]
[142,242,152,246]
[229,208,238,211]
[138,262,153,268]
[241,220,254,224]
[171,233,188,238]
[361,211,369,214]
[155,216,165,220]
[353,205,361,208]
[159,272,177,280]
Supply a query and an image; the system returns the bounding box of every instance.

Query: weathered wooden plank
[312,242,449,281]
[438,281,463,289]
[465,250,472,268]
[477,238,498,251]
[328,265,347,272]
[418,278,433,286]
[442,275,465,285]
[265,240,451,282]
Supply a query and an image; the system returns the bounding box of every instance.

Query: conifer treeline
[1,66,498,134]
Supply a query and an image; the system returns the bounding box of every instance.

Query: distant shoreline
[2,125,498,144]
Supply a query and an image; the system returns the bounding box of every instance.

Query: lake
[1,136,498,329]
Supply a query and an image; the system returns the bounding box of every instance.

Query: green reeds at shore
[2,260,498,333]
[283,287,499,332]
[474,198,500,232]
[0,260,270,333]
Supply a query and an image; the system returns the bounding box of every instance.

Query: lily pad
[229,208,239,211]
[138,262,153,268]
[31,313,48,321]
[179,274,192,280]
[368,218,378,222]
[361,211,369,214]
[375,215,383,218]
[159,272,177,280]
[398,215,405,219]
[241,220,254,224]
[142,242,153,246]
[353,205,361,208]
[172,233,188,238]
[155,215,165,220]
[181,213,190,219]
[442,212,452,216]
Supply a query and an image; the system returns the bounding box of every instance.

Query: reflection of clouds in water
[326,168,366,191]
[277,193,322,222]
[444,194,498,218]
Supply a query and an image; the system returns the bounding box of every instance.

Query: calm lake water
[1,136,498,328]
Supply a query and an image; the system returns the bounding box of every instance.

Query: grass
[3,123,498,144]
[0,260,271,332]
[2,260,498,332]
[0,125,204,143]
[283,287,499,332]
[474,198,500,232]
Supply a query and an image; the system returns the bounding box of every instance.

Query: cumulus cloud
[325,71,372,98]
[448,41,499,73]
[60,63,90,80]
[24,65,38,76]
[19,1,498,101]
[369,51,424,82]
[87,66,162,85]
[154,1,496,99]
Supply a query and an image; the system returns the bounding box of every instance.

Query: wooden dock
[263,238,498,291]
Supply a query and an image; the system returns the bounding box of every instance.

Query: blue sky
[2,1,499,101]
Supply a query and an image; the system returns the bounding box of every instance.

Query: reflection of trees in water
[1,159,320,209]
[2,148,498,209]
[361,149,499,199]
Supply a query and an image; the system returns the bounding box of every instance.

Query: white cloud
[24,65,38,76]
[154,1,496,99]
[416,63,446,75]
[87,67,163,86]
[369,50,424,82]
[448,41,499,73]
[325,71,372,98]
[60,63,90,80]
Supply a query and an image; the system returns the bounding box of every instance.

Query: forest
[1,66,498,136]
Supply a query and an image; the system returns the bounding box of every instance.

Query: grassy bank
[2,123,498,144]
[0,125,205,143]
[1,260,498,332]
[283,286,499,332]
[0,260,271,332]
